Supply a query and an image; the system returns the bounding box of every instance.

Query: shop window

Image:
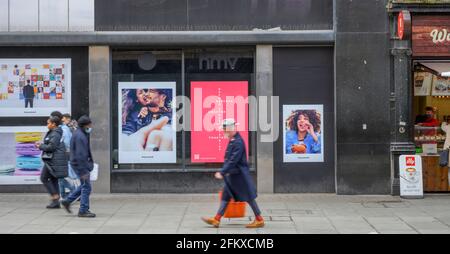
[412,61,450,192]
[111,48,255,172]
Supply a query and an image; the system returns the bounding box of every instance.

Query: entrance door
[273,47,335,193]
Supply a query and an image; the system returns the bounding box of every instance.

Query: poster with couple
[283,104,324,163]
[0,58,71,117]
[118,82,176,164]
[0,126,47,185]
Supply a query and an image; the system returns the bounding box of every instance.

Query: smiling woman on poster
[285,110,321,154]
[283,105,324,163]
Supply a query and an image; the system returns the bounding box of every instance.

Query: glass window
[39,0,69,31]
[69,0,94,31]
[0,0,8,31]
[112,49,183,170]
[111,47,255,172]
[9,0,39,31]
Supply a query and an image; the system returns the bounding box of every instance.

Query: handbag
[440,149,449,167]
[220,177,246,218]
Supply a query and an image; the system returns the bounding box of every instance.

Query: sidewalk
[1,193,450,234]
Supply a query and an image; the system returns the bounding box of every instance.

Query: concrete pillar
[256,45,274,193]
[89,46,111,193]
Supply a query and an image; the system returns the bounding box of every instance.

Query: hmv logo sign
[198,54,241,70]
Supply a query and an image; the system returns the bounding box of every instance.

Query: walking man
[61,115,96,218]
[202,119,265,228]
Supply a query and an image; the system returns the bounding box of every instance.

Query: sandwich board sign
[399,155,423,199]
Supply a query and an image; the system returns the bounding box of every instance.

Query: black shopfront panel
[95,0,333,31]
[273,47,335,193]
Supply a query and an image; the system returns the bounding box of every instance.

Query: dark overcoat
[221,132,257,202]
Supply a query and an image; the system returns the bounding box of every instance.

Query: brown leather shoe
[201,217,220,228]
[246,220,265,228]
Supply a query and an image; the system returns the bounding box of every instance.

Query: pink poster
[191,81,249,163]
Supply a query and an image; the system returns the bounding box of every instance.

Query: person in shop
[202,119,265,229]
[416,106,440,127]
[442,117,450,167]
[36,116,68,209]
[61,115,96,218]
[23,80,35,108]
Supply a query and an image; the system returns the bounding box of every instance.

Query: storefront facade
[0,0,397,195]
[388,0,450,194]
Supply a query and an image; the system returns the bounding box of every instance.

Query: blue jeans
[65,173,91,214]
[58,178,75,200]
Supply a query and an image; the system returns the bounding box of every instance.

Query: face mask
[426,114,433,118]
[85,127,92,134]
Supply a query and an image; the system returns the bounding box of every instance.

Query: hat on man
[78,115,92,128]
[222,118,239,128]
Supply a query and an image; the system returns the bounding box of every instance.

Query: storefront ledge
[0,30,335,46]
[111,168,257,173]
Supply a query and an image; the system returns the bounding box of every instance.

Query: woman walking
[36,116,68,209]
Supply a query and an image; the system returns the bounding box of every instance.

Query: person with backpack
[36,116,68,209]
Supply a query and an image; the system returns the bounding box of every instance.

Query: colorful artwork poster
[118,82,176,164]
[0,59,71,117]
[414,71,433,96]
[0,126,47,185]
[283,105,324,163]
[190,81,249,163]
[431,75,450,96]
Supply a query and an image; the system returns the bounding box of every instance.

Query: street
[1,193,450,234]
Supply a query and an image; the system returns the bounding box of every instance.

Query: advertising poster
[414,71,433,96]
[0,59,71,117]
[190,81,249,163]
[283,104,324,163]
[431,75,450,96]
[0,126,47,185]
[399,155,423,198]
[118,82,176,164]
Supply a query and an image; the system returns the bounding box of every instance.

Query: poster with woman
[0,126,47,185]
[0,59,71,116]
[118,82,176,164]
[283,105,324,163]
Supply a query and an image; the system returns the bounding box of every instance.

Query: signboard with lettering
[412,15,450,57]
[399,155,423,199]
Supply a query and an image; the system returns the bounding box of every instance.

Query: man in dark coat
[61,115,96,218]
[202,119,264,228]
[23,81,35,108]
[37,116,68,209]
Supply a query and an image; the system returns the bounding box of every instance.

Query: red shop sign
[397,10,411,40]
[412,15,450,57]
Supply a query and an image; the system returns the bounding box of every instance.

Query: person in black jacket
[37,116,68,209]
[23,81,35,108]
[62,115,96,218]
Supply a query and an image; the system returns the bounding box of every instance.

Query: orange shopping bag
[219,190,246,218]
